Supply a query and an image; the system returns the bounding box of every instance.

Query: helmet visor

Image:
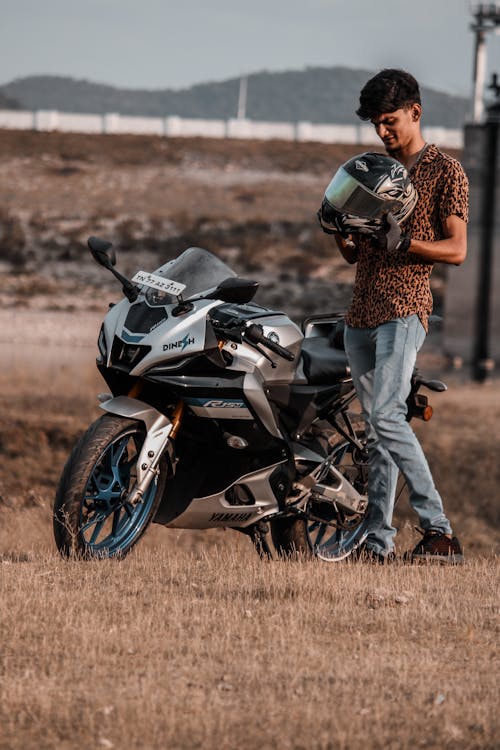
[324,167,401,219]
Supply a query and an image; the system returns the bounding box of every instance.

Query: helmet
[318,152,418,236]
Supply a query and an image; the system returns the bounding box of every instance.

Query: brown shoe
[409,529,464,565]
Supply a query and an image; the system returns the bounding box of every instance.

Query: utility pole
[473,23,487,121]
[471,3,500,122]
[443,4,500,379]
[237,75,248,120]
[473,75,499,380]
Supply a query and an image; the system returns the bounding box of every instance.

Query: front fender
[100,396,170,431]
[100,396,175,494]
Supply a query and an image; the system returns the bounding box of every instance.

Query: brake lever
[210,320,243,343]
[212,319,278,367]
[251,343,277,368]
[216,326,277,367]
[239,330,278,368]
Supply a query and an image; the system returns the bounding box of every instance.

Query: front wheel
[53,415,166,559]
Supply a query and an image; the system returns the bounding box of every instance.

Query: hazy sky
[1,0,499,98]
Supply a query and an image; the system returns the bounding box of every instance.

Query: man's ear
[411,103,422,122]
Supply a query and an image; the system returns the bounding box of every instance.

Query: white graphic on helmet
[355,160,369,172]
[390,163,404,180]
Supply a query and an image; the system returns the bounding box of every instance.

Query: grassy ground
[0,337,498,750]
[1,547,498,750]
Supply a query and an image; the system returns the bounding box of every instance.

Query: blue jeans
[344,316,452,556]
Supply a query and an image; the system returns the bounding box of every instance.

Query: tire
[272,428,410,561]
[271,430,370,561]
[53,414,167,559]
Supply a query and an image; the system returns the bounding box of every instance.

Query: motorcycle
[53,237,446,561]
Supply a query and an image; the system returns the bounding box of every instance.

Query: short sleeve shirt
[345,144,469,332]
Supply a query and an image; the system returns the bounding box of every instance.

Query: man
[324,69,469,563]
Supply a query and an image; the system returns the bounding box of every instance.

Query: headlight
[145,287,176,307]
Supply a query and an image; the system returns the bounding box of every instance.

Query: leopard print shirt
[345,144,469,332]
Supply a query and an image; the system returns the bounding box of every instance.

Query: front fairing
[99,247,241,376]
[101,296,221,377]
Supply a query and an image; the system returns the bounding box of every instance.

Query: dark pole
[473,87,498,381]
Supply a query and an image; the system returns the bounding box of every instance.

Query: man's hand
[316,201,349,237]
[374,212,411,252]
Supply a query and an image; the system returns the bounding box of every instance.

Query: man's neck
[388,136,427,170]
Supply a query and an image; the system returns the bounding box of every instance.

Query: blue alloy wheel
[53,414,166,559]
[305,439,370,561]
[269,431,373,561]
[79,429,158,556]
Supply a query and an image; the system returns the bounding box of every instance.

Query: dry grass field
[1,548,498,750]
[0,130,498,749]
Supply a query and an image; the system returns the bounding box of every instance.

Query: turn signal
[226,435,248,450]
[421,405,433,421]
[409,394,434,421]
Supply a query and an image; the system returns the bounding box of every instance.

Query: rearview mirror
[88,236,117,268]
[207,277,259,304]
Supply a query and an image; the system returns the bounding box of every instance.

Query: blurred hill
[0,91,20,109]
[0,66,469,126]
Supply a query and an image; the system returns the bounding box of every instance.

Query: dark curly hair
[356,69,421,120]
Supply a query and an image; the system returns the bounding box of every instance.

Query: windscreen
[147,247,237,304]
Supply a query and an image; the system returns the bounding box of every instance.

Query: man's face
[370,104,420,153]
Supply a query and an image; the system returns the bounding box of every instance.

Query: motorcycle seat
[300,337,350,384]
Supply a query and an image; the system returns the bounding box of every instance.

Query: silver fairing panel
[221,315,305,436]
[224,313,303,383]
[165,462,284,529]
[243,371,282,438]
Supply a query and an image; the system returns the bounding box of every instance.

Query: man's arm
[408,215,467,266]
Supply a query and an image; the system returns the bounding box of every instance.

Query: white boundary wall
[0,109,464,148]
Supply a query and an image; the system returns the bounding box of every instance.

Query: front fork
[99,393,184,505]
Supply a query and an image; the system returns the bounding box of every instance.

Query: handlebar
[243,324,295,362]
[210,317,295,362]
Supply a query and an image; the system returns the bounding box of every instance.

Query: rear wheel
[53,415,166,559]
[271,430,409,561]
[271,432,369,560]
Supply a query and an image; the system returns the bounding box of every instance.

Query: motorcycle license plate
[132,271,186,297]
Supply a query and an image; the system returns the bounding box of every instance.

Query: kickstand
[249,521,274,560]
